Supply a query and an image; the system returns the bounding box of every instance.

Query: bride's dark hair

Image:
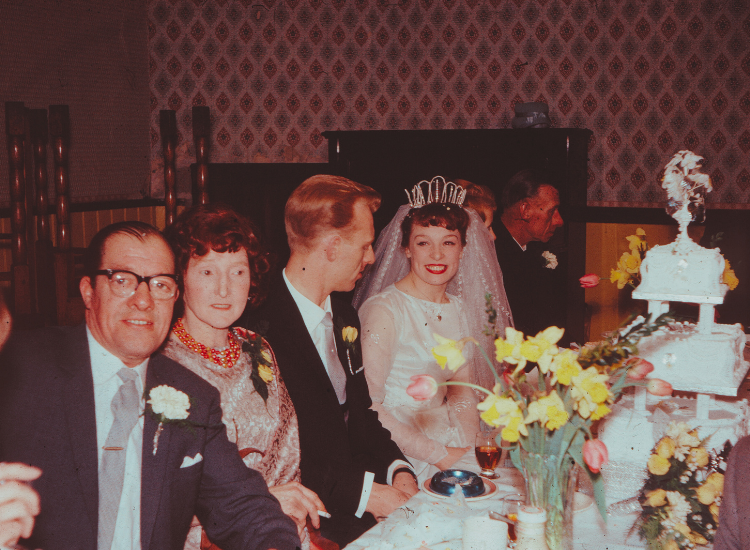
[400,203,470,247]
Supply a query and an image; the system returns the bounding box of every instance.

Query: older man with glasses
[0,221,299,550]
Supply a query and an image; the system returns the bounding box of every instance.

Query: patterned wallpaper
[148,0,750,207]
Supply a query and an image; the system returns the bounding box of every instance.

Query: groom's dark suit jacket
[0,324,299,550]
[243,276,407,546]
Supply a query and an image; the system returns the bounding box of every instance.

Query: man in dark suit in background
[495,169,566,338]
[245,175,418,547]
[0,221,299,550]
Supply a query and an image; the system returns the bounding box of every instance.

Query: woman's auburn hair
[165,203,271,308]
[400,202,470,248]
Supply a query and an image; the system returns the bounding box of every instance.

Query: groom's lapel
[276,281,340,396]
[140,356,173,550]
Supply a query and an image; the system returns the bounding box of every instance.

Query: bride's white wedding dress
[359,284,479,483]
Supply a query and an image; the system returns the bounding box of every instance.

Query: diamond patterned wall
[148,0,750,207]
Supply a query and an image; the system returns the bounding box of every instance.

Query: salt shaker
[515,505,550,550]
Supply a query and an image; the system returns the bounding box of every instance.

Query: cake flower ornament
[405,312,674,550]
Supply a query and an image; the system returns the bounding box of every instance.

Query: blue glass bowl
[429,469,485,498]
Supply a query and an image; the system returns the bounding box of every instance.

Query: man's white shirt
[88,327,147,550]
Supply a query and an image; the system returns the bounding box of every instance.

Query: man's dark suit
[495,221,566,339]
[244,277,407,547]
[0,324,299,550]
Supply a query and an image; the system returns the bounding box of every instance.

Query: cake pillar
[696,393,712,421]
[698,304,715,335]
[648,300,670,317]
[634,386,649,415]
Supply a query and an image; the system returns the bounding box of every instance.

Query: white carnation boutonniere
[146,385,192,455]
[340,325,363,375]
[542,250,558,269]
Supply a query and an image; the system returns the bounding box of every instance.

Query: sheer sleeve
[359,299,449,465]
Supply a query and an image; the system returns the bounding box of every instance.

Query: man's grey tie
[321,312,347,404]
[98,367,140,550]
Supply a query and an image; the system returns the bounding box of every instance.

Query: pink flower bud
[647,378,672,396]
[579,274,601,288]
[406,375,439,401]
[583,439,609,473]
[626,357,655,380]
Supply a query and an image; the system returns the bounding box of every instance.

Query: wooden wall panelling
[3,102,32,319]
[192,106,210,207]
[160,110,178,226]
[29,108,56,325]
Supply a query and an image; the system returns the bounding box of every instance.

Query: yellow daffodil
[645,488,667,507]
[525,390,569,431]
[665,422,700,460]
[688,532,708,545]
[610,268,631,289]
[570,367,611,419]
[501,415,526,443]
[673,523,691,537]
[477,392,528,442]
[626,228,647,252]
[696,482,719,505]
[431,334,474,371]
[260,350,272,364]
[258,363,274,384]
[341,326,358,343]
[520,326,564,373]
[549,348,583,385]
[495,327,526,372]
[618,251,642,274]
[647,454,671,476]
[590,403,611,420]
[656,437,675,460]
[723,259,739,290]
[664,541,679,550]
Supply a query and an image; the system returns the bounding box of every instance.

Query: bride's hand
[434,446,471,470]
[268,482,326,536]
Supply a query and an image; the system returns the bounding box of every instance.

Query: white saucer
[422,477,498,501]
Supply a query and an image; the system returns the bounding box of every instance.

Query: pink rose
[406,375,439,401]
[583,439,609,473]
[579,274,600,288]
[647,378,672,396]
[625,357,655,380]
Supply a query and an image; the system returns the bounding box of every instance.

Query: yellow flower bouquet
[610,228,649,289]
[638,422,730,550]
[408,313,674,550]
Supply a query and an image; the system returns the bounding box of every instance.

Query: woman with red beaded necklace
[162,204,324,550]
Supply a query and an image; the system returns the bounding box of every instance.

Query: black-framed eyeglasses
[93,269,179,300]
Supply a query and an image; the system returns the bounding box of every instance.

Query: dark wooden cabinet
[324,129,592,346]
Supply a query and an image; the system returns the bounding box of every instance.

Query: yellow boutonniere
[342,326,358,344]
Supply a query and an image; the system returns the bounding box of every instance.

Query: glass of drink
[500,493,525,542]
[474,432,501,479]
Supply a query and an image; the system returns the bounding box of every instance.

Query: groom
[0,221,299,550]
[245,175,419,546]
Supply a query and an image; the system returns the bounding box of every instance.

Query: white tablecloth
[345,452,645,550]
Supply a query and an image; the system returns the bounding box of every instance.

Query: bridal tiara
[404,176,467,209]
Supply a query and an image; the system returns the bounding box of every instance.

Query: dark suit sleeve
[182,374,300,550]
[715,436,750,550]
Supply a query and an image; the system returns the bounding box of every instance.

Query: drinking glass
[500,493,525,542]
[474,432,501,479]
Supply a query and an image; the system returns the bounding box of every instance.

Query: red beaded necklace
[172,318,241,369]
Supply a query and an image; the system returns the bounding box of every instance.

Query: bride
[353,177,513,482]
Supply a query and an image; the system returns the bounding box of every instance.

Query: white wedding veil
[352,203,514,390]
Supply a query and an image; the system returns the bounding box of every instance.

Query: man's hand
[268,481,326,537]
[0,463,41,547]
[434,446,470,471]
[392,471,418,498]
[365,483,411,522]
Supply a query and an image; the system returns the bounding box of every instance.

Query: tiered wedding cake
[598,151,750,505]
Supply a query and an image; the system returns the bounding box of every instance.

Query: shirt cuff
[386,460,415,485]
[355,471,375,518]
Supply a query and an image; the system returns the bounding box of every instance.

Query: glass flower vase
[520,450,578,550]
